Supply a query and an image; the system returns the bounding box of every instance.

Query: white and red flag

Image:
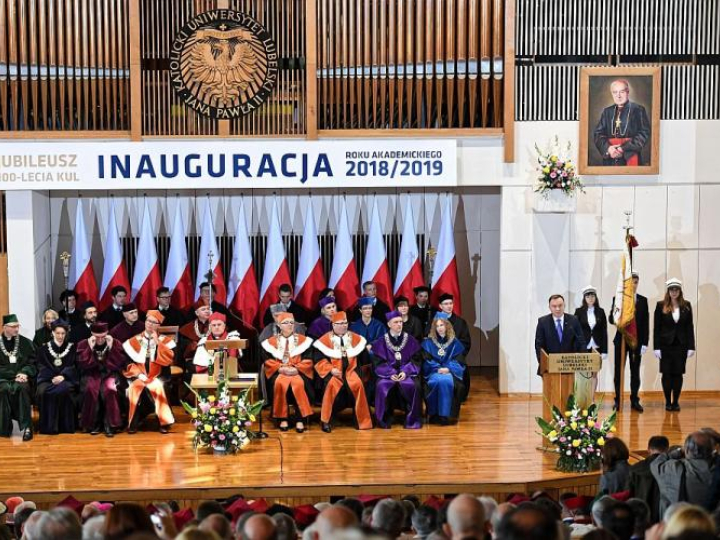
[195,199,226,304]
[294,201,326,311]
[393,202,424,301]
[69,198,99,305]
[361,198,393,307]
[131,199,163,312]
[430,195,462,314]
[164,203,194,309]
[227,201,260,326]
[98,200,130,310]
[328,198,360,310]
[259,197,292,320]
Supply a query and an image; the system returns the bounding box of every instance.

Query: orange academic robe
[313,332,372,429]
[123,333,176,426]
[261,334,315,420]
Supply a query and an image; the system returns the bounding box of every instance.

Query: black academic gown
[110,320,146,343]
[33,326,53,349]
[69,322,92,344]
[154,305,186,327]
[0,335,36,435]
[99,306,126,329]
[36,340,78,434]
[409,304,432,329]
[402,315,424,341]
[59,309,83,328]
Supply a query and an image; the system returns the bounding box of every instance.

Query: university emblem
[169,10,278,118]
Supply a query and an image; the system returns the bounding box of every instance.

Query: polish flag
[360,198,393,308]
[227,201,260,327]
[68,199,99,305]
[259,198,292,320]
[430,195,462,315]
[393,203,425,301]
[328,198,360,310]
[131,199,163,312]
[294,201,326,311]
[164,203,194,309]
[195,199,226,304]
[98,200,130,311]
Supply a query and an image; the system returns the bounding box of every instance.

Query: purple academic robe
[307,316,333,339]
[110,320,145,343]
[36,341,79,434]
[371,332,422,429]
[76,339,128,430]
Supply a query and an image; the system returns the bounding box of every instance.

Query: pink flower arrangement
[534,137,584,197]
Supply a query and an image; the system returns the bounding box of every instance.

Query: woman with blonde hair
[661,504,715,539]
[33,308,59,348]
[653,278,695,411]
[421,313,466,425]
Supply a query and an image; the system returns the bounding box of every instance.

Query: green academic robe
[0,335,37,435]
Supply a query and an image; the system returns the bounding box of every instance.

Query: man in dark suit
[58,289,82,328]
[628,435,669,524]
[261,283,308,327]
[350,281,391,322]
[534,294,586,376]
[98,285,128,329]
[609,272,650,412]
[154,287,186,327]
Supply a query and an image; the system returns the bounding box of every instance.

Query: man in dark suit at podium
[534,294,586,375]
[609,271,649,412]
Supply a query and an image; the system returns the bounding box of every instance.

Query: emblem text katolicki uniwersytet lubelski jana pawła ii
[170,10,278,119]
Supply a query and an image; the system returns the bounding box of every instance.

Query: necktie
[556,319,563,343]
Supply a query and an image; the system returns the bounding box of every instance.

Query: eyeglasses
[332,321,348,325]
[157,296,171,300]
[146,319,160,325]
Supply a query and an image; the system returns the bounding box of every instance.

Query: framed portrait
[578,67,661,175]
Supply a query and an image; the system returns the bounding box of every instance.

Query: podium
[205,338,247,382]
[539,350,602,422]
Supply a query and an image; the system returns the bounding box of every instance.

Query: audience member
[12,505,35,539]
[629,436,669,524]
[411,506,438,540]
[175,527,221,540]
[372,498,407,538]
[626,498,650,540]
[662,505,715,539]
[21,510,46,540]
[272,513,298,540]
[315,506,358,540]
[600,438,631,495]
[600,501,634,540]
[335,499,365,523]
[103,503,157,540]
[197,501,227,522]
[34,507,82,540]
[651,432,715,514]
[593,497,618,529]
[241,514,278,540]
[82,514,106,540]
[489,503,515,540]
[199,514,233,540]
[443,494,486,540]
[495,503,559,540]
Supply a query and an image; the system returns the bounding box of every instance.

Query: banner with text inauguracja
[0,140,457,190]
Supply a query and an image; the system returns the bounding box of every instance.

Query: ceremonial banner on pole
[98,200,130,310]
[612,231,639,349]
[295,202,326,311]
[227,201,260,326]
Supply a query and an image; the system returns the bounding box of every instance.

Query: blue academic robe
[421,337,466,419]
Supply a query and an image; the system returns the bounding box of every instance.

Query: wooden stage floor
[1,373,718,505]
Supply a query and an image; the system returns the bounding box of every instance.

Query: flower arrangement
[536,394,617,473]
[182,381,264,454]
[534,136,584,196]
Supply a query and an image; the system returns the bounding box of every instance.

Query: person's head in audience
[648,435,670,455]
[239,514,277,540]
[34,507,82,540]
[21,510,45,540]
[443,494,487,540]
[684,432,714,461]
[663,505,716,539]
[411,506,438,540]
[272,513,297,540]
[592,497,617,528]
[234,511,258,539]
[372,499,406,538]
[600,501,634,540]
[532,497,561,522]
[315,505,358,540]
[197,501,226,522]
[403,496,421,509]
[489,503,515,540]
[81,504,101,523]
[267,504,294,519]
[699,428,720,455]
[175,527,221,540]
[626,498,649,540]
[361,507,373,527]
[103,503,156,540]
[13,506,35,538]
[478,496,498,528]
[401,500,416,532]
[335,499,364,523]
[665,503,692,524]
[602,437,630,473]
[495,503,559,540]
[82,514,106,540]
[200,514,233,540]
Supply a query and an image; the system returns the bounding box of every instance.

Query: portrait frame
[579,66,661,175]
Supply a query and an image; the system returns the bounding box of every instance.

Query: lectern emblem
[170,10,278,118]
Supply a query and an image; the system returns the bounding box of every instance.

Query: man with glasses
[154,287,186,327]
[122,310,176,434]
[0,314,36,441]
[313,311,372,432]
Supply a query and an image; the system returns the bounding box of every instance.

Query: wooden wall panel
[0,0,130,132]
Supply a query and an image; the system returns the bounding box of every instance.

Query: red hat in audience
[173,508,195,531]
[56,494,84,515]
[209,312,227,323]
[248,498,269,513]
[610,491,631,502]
[293,505,320,529]
[422,496,447,510]
[507,494,531,505]
[225,498,254,521]
[4,497,24,524]
[563,496,594,511]
[357,495,389,506]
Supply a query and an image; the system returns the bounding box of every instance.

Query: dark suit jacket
[628,454,662,523]
[573,306,608,354]
[653,302,695,350]
[609,294,649,349]
[262,301,308,327]
[534,313,587,375]
[154,305,186,327]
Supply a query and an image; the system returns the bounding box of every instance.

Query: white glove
[687,350,695,358]
[601,353,607,361]
[138,373,148,382]
[654,350,662,360]
[641,346,647,356]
